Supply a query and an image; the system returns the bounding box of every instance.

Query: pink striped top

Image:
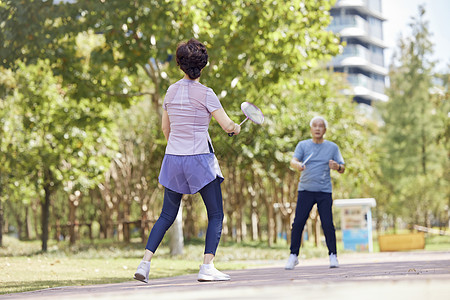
[163,79,223,155]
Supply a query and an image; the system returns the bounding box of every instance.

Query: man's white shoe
[285,254,299,270]
[133,261,151,283]
[329,254,339,268]
[197,263,231,281]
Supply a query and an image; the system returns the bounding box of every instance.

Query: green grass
[1,233,449,295]
[424,235,450,251]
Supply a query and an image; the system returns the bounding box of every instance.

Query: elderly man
[285,116,345,270]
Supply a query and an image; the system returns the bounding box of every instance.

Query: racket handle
[239,117,249,126]
[228,132,235,137]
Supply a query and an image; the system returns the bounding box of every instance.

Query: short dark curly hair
[176,38,208,80]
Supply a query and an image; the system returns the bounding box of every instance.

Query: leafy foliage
[3,0,440,250]
[377,6,449,227]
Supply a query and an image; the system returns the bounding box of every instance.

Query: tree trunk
[169,203,184,256]
[425,210,431,228]
[256,180,263,241]
[221,165,232,242]
[231,166,239,242]
[266,201,275,247]
[55,219,61,242]
[183,195,195,241]
[123,199,131,243]
[222,214,229,243]
[240,205,247,241]
[140,204,148,243]
[236,210,242,243]
[392,214,397,234]
[251,206,259,241]
[143,61,162,119]
[0,199,3,247]
[16,218,23,241]
[32,201,40,241]
[117,223,124,241]
[315,216,321,247]
[275,211,282,244]
[117,202,124,241]
[237,174,246,242]
[375,206,382,234]
[141,187,159,243]
[99,193,110,239]
[283,215,290,244]
[106,204,114,239]
[69,195,78,245]
[42,183,51,252]
[306,218,312,242]
[226,202,234,242]
[250,180,261,241]
[26,206,32,240]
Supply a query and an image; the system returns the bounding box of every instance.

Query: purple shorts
[158,154,224,194]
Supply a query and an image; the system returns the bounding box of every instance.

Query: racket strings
[241,102,264,125]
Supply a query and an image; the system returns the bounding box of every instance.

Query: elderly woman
[134,39,240,283]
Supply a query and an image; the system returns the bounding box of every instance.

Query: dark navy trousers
[290,191,337,256]
[145,177,224,255]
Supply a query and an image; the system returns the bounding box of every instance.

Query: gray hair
[310,116,328,128]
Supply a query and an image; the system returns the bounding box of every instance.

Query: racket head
[241,102,264,125]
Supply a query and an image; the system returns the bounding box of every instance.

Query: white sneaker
[329,254,339,268]
[285,254,299,270]
[197,263,231,281]
[133,261,151,283]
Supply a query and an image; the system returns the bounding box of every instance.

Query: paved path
[1,251,450,300]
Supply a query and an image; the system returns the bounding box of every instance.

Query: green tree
[72,0,342,246]
[1,0,137,250]
[378,6,448,228]
[2,60,117,251]
[0,66,22,246]
[430,70,450,229]
[1,0,384,248]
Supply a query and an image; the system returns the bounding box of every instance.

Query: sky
[382,0,450,72]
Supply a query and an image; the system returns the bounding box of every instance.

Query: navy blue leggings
[290,191,337,256]
[145,178,224,255]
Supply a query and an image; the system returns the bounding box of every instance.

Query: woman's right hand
[212,108,241,135]
[232,123,241,135]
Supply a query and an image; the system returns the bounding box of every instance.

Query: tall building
[328,0,388,105]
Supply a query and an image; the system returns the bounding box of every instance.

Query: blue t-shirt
[293,139,345,193]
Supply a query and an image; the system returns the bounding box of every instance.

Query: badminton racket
[301,152,314,167]
[228,102,264,137]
